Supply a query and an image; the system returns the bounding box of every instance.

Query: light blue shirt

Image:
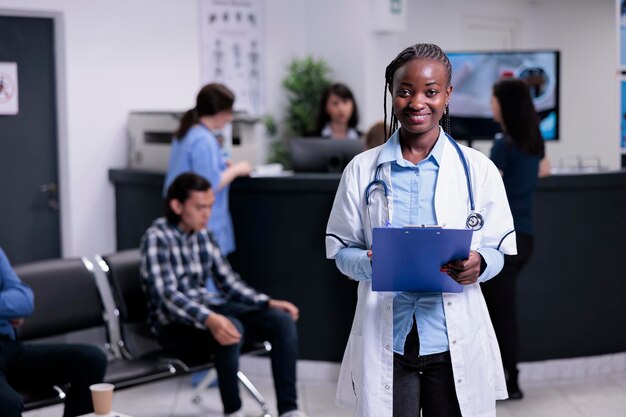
[386,132,448,355]
[335,129,504,356]
[163,124,235,256]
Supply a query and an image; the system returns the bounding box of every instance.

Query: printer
[127,111,264,172]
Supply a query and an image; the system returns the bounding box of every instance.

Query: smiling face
[391,58,452,143]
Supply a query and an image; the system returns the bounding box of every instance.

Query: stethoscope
[365,134,485,231]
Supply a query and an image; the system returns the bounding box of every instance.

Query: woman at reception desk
[309,83,362,140]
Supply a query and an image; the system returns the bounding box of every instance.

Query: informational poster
[0,62,19,115]
[199,0,265,117]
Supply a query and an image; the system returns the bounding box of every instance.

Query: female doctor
[325,43,517,417]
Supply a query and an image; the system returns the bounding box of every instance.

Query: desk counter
[109,169,626,362]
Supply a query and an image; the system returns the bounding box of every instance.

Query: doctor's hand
[442,250,482,285]
[205,313,242,345]
[268,299,300,321]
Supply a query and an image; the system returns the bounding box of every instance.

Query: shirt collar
[166,219,198,239]
[377,127,446,167]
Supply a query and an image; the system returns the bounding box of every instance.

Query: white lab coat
[325,131,517,417]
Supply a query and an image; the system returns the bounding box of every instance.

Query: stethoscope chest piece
[466,212,484,231]
[366,134,487,232]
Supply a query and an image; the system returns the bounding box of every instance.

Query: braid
[442,104,451,135]
[383,43,452,138]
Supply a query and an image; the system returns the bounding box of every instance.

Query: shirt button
[385,345,390,350]
[457,379,462,383]
[386,305,391,311]
[385,384,391,390]
[447,302,452,306]
[452,340,457,344]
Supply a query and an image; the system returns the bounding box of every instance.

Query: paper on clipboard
[371,227,473,293]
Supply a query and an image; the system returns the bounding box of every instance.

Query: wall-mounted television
[447,50,560,143]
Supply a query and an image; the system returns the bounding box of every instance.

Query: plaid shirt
[140,217,270,335]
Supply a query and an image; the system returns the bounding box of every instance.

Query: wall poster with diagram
[199,0,265,117]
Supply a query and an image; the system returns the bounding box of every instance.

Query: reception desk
[109,169,626,362]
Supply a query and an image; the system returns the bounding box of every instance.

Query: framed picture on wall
[0,62,19,115]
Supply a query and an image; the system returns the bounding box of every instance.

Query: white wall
[264,0,306,128]
[0,0,620,258]
[1,0,202,257]
[531,0,619,170]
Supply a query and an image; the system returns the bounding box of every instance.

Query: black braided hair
[383,43,452,139]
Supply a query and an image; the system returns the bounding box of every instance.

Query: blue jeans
[393,319,462,417]
[0,337,108,417]
[158,303,299,415]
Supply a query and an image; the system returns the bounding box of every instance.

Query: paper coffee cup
[89,383,114,416]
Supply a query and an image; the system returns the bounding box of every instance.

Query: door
[0,15,61,264]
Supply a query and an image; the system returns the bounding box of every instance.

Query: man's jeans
[0,337,107,417]
[159,303,299,415]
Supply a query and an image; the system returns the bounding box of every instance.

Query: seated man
[140,172,307,417]
[0,246,107,417]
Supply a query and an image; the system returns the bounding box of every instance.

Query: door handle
[40,182,59,211]
[40,182,57,193]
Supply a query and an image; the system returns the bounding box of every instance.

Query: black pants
[158,303,299,415]
[0,338,108,417]
[393,319,462,417]
[481,232,534,382]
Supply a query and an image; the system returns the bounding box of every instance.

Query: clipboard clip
[403,224,443,228]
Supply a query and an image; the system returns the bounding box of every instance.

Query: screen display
[447,50,560,141]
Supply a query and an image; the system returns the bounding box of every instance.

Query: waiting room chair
[96,248,271,416]
[13,257,104,410]
[13,256,178,411]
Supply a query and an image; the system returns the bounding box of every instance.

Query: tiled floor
[24,357,626,417]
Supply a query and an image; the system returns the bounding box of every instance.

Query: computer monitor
[289,137,365,173]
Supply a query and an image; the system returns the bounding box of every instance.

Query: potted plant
[267,56,332,168]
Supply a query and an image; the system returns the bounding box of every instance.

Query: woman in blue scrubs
[164,83,251,256]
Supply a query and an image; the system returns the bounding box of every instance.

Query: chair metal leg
[53,385,66,400]
[237,371,271,417]
[190,369,272,416]
[191,368,217,404]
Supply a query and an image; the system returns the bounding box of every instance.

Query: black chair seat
[20,385,66,411]
[104,357,177,389]
[13,257,107,412]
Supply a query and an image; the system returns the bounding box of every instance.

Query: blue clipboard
[371,227,473,293]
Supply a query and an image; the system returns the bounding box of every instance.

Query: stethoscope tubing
[365,134,484,231]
